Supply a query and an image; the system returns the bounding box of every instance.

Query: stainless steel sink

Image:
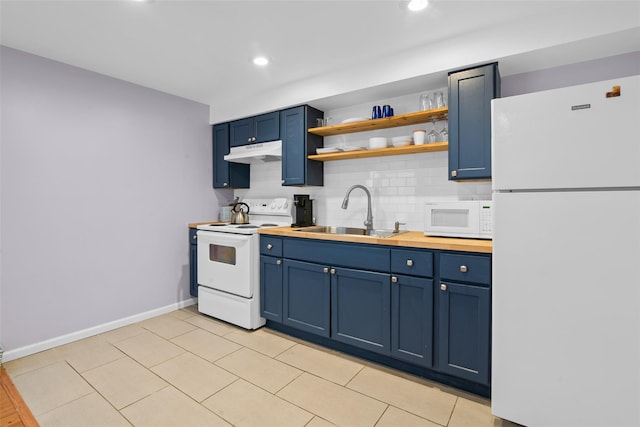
[295,226,407,238]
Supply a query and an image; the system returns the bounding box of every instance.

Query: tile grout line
[445,396,460,427]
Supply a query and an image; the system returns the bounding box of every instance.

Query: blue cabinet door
[253,111,280,143]
[437,282,491,385]
[331,267,391,355]
[281,105,324,186]
[448,63,500,180]
[260,255,283,322]
[391,275,433,367]
[230,112,280,147]
[189,228,198,297]
[212,123,249,188]
[229,118,253,147]
[283,259,331,337]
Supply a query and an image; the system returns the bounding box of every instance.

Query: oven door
[196,230,256,298]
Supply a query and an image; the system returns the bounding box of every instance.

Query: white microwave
[424,200,493,239]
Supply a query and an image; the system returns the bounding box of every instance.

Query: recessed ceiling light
[407,0,428,11]
[252,56,270,66]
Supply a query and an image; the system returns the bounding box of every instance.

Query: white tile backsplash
[235,89,491,231]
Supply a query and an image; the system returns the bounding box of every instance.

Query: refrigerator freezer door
[492,190,640,426]
[492,75,640,191]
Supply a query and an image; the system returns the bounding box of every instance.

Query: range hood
[224,140,282,164]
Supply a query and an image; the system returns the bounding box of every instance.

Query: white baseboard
[2,298,197,362]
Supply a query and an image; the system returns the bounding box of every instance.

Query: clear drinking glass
[438,121,448,142]
[420,93,433,111]
[426,122,438,143]
[435,91,445,108]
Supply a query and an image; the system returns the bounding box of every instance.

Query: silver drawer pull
[330,268,336,275]
[391,276,398,283]
[267,243,273,250]
[460,265,468,273]
[276,259,282,265]
[440,284,447,291]
[406,259,414,267]
[323,267,329,273]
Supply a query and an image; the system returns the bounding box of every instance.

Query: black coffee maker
[292,194,314,227]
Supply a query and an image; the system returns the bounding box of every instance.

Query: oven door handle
[196,230,253,245]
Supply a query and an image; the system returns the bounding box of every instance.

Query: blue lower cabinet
[331,267,391,355]
[437,281,491,385]
[391,275,434,367]
[283,259,331,337]
[189,228,198,297]
[260,255,283,322]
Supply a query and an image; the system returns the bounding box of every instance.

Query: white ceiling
[1,1,639,122]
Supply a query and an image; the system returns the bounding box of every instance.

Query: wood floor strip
[0,366,39,427]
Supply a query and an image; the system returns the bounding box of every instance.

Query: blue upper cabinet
[281,105,324,186]
[230,111,280,147]
[212,123,249,189]
[448,63,500,181]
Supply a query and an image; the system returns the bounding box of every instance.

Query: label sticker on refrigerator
[571,104,591,111]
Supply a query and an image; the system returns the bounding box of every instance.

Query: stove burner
[206,223,228,226]
[236,225,259,229]
[259,223,279,227]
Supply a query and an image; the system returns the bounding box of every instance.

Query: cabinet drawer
[391,249,433,277]
[260,236,283,257]
[283,238,389,272]
[440,253,491,285]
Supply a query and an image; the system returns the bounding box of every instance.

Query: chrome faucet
[341,185,373,231]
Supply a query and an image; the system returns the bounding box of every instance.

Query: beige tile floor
[4,306,518,427]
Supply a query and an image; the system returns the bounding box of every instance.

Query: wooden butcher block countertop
[258,226,492,254]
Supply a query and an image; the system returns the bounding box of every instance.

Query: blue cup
[372,105,381,119]
[382,105,393,117]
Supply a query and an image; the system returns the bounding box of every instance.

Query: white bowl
[369,137,388,149]
[391,135,411,143]
[392,140,412,147]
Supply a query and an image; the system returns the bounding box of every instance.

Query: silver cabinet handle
[440,284,447,291]
[451,170,458,177]
[406,259,414,267]
[460,265,468,273]
[276,259,282,265]
[391,276,398,283]
[323,267,329,273]
[223,182,228,187]
[192,234,197,240]
[267,243,273,250]
[330,268,336,275]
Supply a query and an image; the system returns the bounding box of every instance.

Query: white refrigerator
[491,75,640,427]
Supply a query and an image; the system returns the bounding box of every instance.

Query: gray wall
[0,46,226,355]
[502,51,640,97]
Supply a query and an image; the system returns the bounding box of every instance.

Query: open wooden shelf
[308,108,448,136]
[308,142,448,161]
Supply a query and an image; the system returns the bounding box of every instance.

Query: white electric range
[196,198,292,329]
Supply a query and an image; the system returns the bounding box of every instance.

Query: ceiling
[2,1,639,122]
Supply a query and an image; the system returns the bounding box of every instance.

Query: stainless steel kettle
[230,202,250,224]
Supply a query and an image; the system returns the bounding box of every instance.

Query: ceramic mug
[413,129,426,145]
